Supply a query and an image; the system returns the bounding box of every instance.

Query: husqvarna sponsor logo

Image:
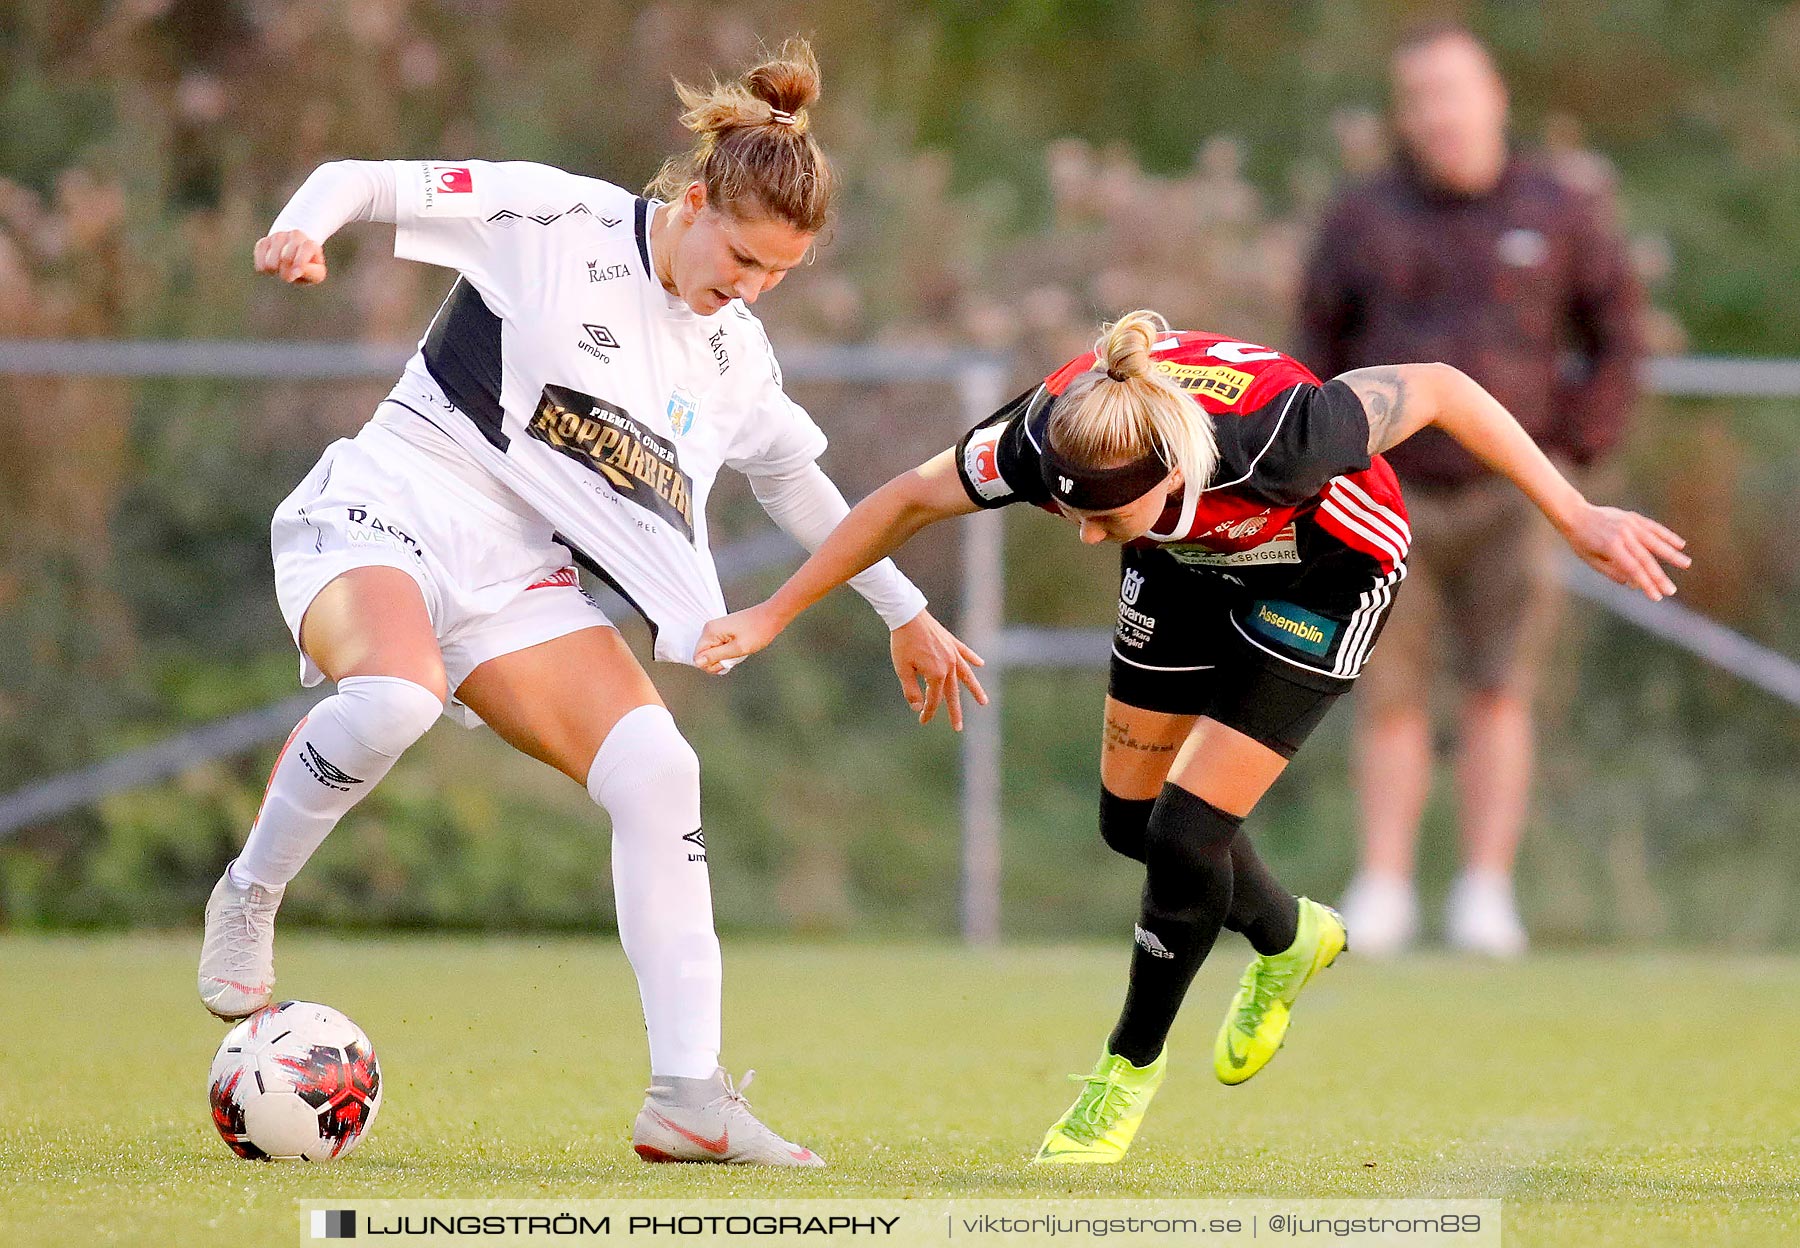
[1116,575,1157,650]
[1120,568,1145,605]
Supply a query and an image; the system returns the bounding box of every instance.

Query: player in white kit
[196,40,985,1166]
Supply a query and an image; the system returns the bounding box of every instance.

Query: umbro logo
[599,215,622,228]
[576,324,618,361]
[683,829,707,862]
[299,743,363,792]
[487,209,521,226]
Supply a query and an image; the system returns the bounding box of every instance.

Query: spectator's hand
[887,609,987,731]
[254,230,327,285]
[1562,503,1690,601]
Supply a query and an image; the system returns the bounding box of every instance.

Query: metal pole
[956,362,1011,944]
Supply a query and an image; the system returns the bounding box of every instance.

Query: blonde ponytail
[1047,310,1219,497]
[647,37,835,232]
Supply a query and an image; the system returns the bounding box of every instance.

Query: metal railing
[0,342,1795,945]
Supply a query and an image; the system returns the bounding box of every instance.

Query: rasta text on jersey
[528,384,697,542]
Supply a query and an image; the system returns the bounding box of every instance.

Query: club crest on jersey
[666,387,699,437]
[529,384,696,543]
[1207,512,1270,541]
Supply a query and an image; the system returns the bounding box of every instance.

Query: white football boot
[632,1069,825,1167]
[1337,870,1418,958]
[1445,869,1528,958]
[198,860,285,1019]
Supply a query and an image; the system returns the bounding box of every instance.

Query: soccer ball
[208,1001,382,1161]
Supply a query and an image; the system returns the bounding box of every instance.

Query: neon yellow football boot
[1032,1046,1167,1165]
[1214,897,1347,1086]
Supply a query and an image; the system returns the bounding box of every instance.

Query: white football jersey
[377,160,834,664]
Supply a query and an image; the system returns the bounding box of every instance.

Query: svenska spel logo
[311,1209,357,1239]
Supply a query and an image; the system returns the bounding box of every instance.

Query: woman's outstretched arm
[695,448,987,724]
[1337,362,1689,601]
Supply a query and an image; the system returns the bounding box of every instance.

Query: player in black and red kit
[695,311,1687,1164]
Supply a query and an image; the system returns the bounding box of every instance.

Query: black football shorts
[1107,545,1402,757]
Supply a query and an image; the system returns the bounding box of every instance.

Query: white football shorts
[271,411,612,726]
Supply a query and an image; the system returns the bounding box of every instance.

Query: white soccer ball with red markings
[207,1001,382,1162]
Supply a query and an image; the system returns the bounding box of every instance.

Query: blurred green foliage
[0,2,1796,941]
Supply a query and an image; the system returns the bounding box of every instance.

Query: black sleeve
[954,387,1053,509]
[1241,380,1374,505]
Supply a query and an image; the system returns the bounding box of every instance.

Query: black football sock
[1098,788,1157,863]
[1223,831,1299,955]
[1107,784,1241,1067]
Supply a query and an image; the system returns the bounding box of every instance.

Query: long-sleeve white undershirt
[270,160,399,239]
[746,463,927,630]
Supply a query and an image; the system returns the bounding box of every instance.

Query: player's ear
[1165,466,1185,494]
[682,180,709,218]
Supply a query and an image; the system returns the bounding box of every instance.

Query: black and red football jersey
[954,331,1411,594]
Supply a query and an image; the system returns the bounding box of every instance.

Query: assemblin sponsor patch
[528,384,695,542]
[1245,599,1338,656]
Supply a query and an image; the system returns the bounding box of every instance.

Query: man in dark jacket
[1296,23,1644,956]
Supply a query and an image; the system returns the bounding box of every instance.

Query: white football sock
[233,675,443,889]
[587,704,721,1079]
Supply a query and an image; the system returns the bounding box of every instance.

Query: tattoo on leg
[1105,716,1177,754]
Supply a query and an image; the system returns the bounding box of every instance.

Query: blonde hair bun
[1097,310,1165,382]
[1044,309,1221,501]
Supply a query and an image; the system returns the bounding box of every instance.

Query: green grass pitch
[2,935,1796,1246]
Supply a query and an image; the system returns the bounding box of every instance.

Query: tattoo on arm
[1343,366,1410,455]
[1104,716,1177,755]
